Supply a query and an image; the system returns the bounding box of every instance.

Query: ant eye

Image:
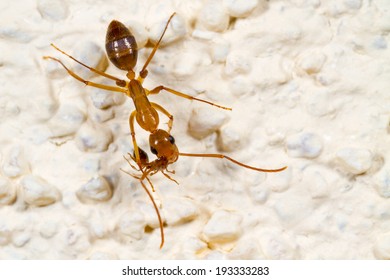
[168,135,175,144]
[150,146,158,155]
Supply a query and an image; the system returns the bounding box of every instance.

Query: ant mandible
[122,129,287,248]
[43,13,231,167]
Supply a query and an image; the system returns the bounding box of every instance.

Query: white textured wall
[0,0,389,259]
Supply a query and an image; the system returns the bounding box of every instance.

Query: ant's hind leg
[148,85,232,111]
[43,56,127,93]
[49,44,127,87]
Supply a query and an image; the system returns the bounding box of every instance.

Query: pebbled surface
[0,0,389,259]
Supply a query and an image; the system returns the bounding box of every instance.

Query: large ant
[122,129,287,248]
[43,13,287,249]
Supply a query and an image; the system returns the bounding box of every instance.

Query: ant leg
[128,153,157,192]
[129,111,142,167]
[49,44,127,87]
[122,167,156,192]
[150,102,173,133]
[43,56,128,93]
[120,168,141,180]
[123,154,140,172]
[139,180,164,249]
[179,152,288,173]
[138,13,176,80]
[161,170,179,185]
[148,86,232,111]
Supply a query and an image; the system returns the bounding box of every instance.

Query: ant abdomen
[105,20,138,71]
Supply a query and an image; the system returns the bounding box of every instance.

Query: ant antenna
[179,153,287,172]
[120,167,165,249]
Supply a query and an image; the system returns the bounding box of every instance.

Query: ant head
[149,129,178,164]
[105,20,138,73]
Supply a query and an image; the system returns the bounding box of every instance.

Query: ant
[122,129,287,248]
[43,12,230,249]
[43,13,287,249]
[43,13,231,167]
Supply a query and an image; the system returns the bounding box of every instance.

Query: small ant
[43,13,230,249]
[43,13,287,249]
[122,129,287,248]
[43,13,231,167]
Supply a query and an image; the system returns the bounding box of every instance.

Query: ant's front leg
[129,110,142,167]
[161,170,179,185]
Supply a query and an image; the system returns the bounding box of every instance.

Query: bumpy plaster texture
[0,0,389,259]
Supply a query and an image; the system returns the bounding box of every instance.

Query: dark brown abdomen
[105,20,138,71]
